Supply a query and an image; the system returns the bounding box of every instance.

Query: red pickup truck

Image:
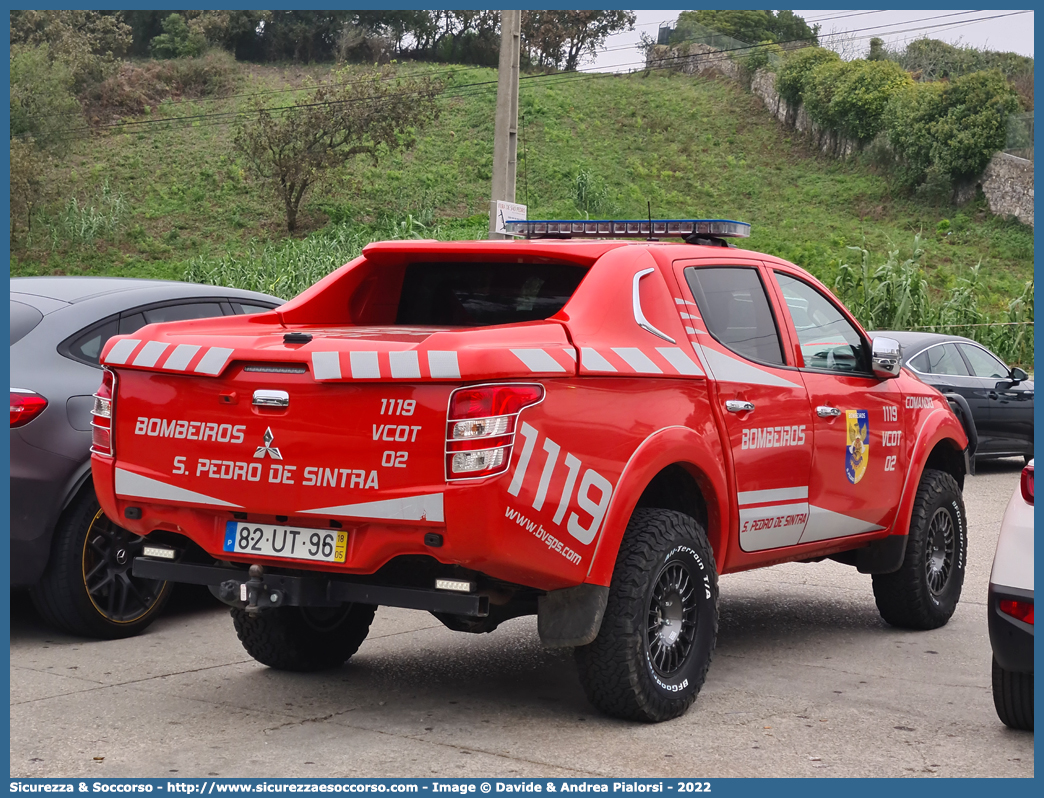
[91,219,970,722]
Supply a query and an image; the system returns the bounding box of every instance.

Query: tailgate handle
[253,389,289,408]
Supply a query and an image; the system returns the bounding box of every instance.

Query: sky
[589,9,1035,72]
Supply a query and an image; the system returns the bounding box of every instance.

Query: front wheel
[872,469,966,629]
[31,489,172,639]
[232,603,376,671]
[575,509,718,722]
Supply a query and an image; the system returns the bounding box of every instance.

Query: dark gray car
[10,277,283,638]
[870,331,1033,464]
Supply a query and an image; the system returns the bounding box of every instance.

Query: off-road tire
[575,509,718,722]
[231,603,376,671]
[872,469,966,629]
[30,488,172,639]
[992,656,1034,731]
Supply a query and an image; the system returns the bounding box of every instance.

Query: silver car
[10,277,283,638]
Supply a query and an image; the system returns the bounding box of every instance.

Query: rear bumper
[132,557,490,617]
[988,584,1034,673]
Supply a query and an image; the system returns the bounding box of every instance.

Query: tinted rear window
[396,262,587,326]
[10,301,43,345]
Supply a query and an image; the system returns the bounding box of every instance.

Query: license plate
[223,521,348,564]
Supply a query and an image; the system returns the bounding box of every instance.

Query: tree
[10,137,47,241]
[10,44,81,147]
[672,10,818,48]
[150,13,207,59]
[867,37,887,61]
[10,10,131,90]
[522,11,635,71]
[233,67,444,233]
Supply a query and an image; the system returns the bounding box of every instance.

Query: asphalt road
[10,459,1033,779]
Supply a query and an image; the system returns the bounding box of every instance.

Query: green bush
[10,44,81,147]
[775,46,839,106]
[742,41,783,82]
[805,59,911,142]
[150,14,207,59]
[885,70,1019,189]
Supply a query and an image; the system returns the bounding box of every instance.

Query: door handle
[725,400,755,413]
[816,405,841,417]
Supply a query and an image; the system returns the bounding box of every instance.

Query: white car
[989,459,1034,730]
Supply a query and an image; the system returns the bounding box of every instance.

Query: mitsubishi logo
[253,427,283,460]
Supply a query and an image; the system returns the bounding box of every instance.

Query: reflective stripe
[612,347,662,374]
[798,505,884,544]
[299,492,444,523]
[680,312,700,320]
[655,346,703,376]
[511,348,567,373]
[685,327,698,335]
[698,346,801,389]
[132,341,169,368]
[580,347,617,372]
[194,347,234,376]
[105,338,140,365]
[350,350,381,379]
[311,351,341,380]
[389,350,421,379]
[163,344,201,372]
[562,347,577,361]
[115,468,240,508]
[738,486,809,505]
[428,351,460,379]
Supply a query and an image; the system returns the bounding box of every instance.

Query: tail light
[1014,461,1031,505]
[999,599,1034,625]
[90,369,117,457]
[10,389,47,428]
[445,383,544,480]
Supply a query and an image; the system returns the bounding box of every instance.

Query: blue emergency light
[503,218,751,240]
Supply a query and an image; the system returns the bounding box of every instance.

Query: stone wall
[748,67,1035,226]
[648,43,742,82]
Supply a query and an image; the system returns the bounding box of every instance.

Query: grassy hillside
[12,60,1033,320]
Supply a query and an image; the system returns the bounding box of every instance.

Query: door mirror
[871,337,902,379]
[1010,366,1029,384]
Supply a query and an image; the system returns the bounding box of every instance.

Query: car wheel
[872,469,966,629]
[30,488,172,639]
[231,603,376,671]
[992,655,1034,730]
[575,509,718,722]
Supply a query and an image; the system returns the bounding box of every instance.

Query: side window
[925,344,970,376]
[65,318,120,366]
[773,272,869,374]
[232,302,278,315]
[958,344,1008,379]
[909,351,931,373]
[143,302,225,324]
[685,266,783,365]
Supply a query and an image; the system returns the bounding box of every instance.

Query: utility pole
[489,9,522,239]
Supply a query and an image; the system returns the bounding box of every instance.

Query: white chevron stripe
[562,347,577,361]
[132,341,169,368]
[350,350,381,379]
[311,351,341,380]
[104,338,140,365]
[428,351,460,379]
[511,348,566,373]
[685,327,698,335]
[655,346,704,376]
[798,505,884,544]
[738,486,809,506]
[115,468,240,508]
[163,344,201,371]
[698,346,801,389]
[389,350,421,379]
[612,347,662,374]
[580,347,617,372]
[194,347,234,376]
[680,312,701,320]
[299,492,444,523]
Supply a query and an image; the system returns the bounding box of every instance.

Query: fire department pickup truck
[90,219,970,722]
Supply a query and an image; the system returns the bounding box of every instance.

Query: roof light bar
[504,218,751,240]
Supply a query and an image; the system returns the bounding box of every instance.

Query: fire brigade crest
[845,409,869,484]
